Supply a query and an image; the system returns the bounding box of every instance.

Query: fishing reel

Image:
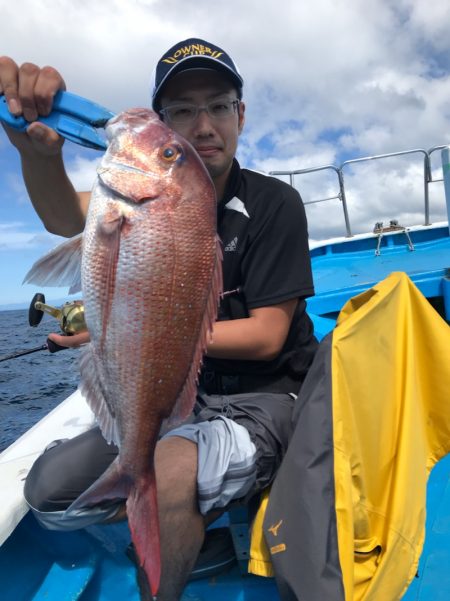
[0,294,88,363]
[29,293,87,334]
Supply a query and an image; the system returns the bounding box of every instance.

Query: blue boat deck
[2,454,450,600]
[0,511,279,601]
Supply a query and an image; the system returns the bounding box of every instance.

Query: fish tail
[65,457,130,515]
[127,468,161,598]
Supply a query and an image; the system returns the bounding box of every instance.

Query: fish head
[97,108,215,207]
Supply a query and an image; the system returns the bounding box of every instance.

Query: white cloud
[397,0,450,54]
[0,0,187,112]
[1,0,450,245]
[1,0,448,155]
[271,153,448,241]
[0,222,62,251]
[66,154,101,191]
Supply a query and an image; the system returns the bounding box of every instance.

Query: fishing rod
[0,293,87,363]
[0,340,63,362]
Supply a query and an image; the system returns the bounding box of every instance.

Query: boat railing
[269,146,450,237]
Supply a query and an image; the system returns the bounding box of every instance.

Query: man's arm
[47,298,299,358]
[0,56,90,236]
[206,298,298,361]
[20,144,90,236]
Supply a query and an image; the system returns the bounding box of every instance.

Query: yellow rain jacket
[250,272,450,600]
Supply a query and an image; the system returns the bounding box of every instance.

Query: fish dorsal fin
[169,236,223,424]
[79,344,120,446]
[23,234,83,294]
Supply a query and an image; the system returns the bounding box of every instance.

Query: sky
[1,0,450,307]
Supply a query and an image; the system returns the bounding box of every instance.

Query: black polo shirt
[201,159,317,393]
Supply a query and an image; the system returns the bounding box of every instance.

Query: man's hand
[0,56,66,156]
[48,330,91,348]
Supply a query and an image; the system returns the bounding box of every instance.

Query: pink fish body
[25,109,222,597]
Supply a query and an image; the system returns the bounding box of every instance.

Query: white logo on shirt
[224,237,238,252]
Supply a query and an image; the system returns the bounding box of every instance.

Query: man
[0,39,317,600]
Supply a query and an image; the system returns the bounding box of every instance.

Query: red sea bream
[24,108,222,598]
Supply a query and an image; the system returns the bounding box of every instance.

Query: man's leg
[24,427,121,528]
[152,414,262,600]
[154,436,204,601]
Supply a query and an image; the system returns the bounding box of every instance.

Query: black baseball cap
[151,38,243,111]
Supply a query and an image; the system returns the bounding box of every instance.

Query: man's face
[159,69,245,193]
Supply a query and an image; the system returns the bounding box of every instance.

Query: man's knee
[24,445,66,511]
[155,436,198,509]
[24,429,118,513]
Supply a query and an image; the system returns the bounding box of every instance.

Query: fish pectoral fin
[95,208,123,349]
[98,167,163,203]
[23,233,83,294]
[79,345,120,446]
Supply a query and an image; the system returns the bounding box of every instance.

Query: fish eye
[161,144,181,162]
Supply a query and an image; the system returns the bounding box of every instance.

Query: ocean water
[0,309,80,452]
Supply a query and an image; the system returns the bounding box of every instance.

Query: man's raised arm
[0,56,90,236]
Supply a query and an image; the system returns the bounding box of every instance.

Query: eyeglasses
[160,99,240,124]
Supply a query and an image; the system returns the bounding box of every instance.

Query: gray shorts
[24,391,295,530]
[163,416,257,514]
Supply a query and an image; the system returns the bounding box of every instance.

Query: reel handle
[46,338,69,353]
[29,292,46,327]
